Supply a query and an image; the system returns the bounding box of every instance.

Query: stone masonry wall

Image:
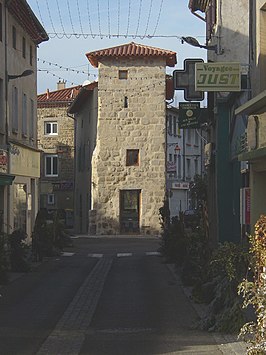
[91,57,166,235]
[37,106,75,210]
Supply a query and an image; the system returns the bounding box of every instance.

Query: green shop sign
[195,62,241,92]
[179,102,205,129]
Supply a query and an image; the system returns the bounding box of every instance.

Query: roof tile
[37,85,82,108]
[86,42,177,68]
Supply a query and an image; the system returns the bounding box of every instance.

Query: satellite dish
[82,80,91,86]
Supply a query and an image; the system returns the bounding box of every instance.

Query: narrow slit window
[124,96,128,108]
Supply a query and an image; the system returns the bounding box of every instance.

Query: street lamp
[8,69,34,81]
[181,36,217,52]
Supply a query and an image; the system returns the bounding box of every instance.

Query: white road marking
[88,253,103,258]
[61,252,75,257]
[145,251,161,256]
[117,253,133,257]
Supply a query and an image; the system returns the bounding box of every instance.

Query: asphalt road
[0,236,223,355]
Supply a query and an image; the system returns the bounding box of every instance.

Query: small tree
[238,215,266,354]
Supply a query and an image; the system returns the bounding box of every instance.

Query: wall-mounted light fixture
[8,69,34,81]
[181,36,217,52]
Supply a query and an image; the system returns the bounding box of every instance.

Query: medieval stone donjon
[86,42,177,235]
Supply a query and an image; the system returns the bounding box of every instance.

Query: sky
[27,0,206,101]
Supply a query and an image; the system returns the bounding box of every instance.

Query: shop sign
[179,102,201,128]
[0,150,8,173]
[172,182,189,190]
[9,143,40,177]
[195,62,241,92]
[167,162,176,173]
[53,181,74,191]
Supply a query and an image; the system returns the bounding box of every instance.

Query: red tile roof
[37,85,82,108]
[86,42,177,68]
[68,82,98,114]
[8,0,48,44]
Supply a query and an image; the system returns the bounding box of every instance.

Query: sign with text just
[195,62,241,92]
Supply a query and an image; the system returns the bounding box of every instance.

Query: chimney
[57,80,66,91]
[46,89,50,99]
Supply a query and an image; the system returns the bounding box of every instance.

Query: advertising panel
[9,143,40,178]
[195,62,241,92]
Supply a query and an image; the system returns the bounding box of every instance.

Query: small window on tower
[119,70,128,80]
[126,149,139,166]
[124,96,128,108]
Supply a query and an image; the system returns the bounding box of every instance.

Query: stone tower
[86,42,176,235]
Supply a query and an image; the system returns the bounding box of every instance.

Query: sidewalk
[167,264,247,355]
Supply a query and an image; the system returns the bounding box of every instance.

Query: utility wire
[55,0,67,37]
[97,0,102,38]
[107,0,111,37]
[67,0,76,35]
[45,0,57,36]
[135,0,143,38]
[152,0,164,36]
[76,0,86,38]
[143,0,154,37]
[35,0,45,28]
[126,0,131,38]
[117,0,120,37]
[86,0,94,38]
[38,69,81,86]
[46,32,202,40]
[38,58,98,77]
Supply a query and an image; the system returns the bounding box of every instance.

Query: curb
[167,264,247,355]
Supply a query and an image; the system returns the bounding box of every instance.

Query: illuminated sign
[195,62,241,92]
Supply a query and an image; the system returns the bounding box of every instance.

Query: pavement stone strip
[37,258,113,355]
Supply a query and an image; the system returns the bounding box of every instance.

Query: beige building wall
[0,1,46,237]
[253,1,266,94]
[91,57,166,235]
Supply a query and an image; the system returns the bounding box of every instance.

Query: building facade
[188,0,250,243]
[68,82,98,234]
[37,83,79,228]
[237,1,266,230]
[0,0,48,236]
[84,42,176,235]
[166,105,205,219]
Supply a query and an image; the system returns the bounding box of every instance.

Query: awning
[0,174,15,186]
[235,90,266,116]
